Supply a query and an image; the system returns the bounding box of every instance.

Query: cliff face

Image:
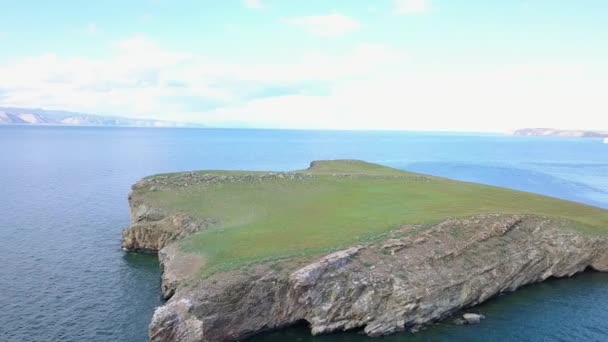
[120,202,201,253]
[121,180,214,253]
[144,214,608,342]
[121,181,212,299]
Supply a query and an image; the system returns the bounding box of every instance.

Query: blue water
[1,126,607,342]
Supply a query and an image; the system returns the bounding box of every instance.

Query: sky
[1,0,607,131]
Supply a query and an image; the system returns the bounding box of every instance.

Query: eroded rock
[121,200,214,253]
[147,214,608,341]
[462,313,485,324]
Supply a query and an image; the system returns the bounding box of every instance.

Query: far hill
[0,107,202,128]
[513,128,608,138]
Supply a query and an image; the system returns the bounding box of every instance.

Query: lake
[1,126,607,341]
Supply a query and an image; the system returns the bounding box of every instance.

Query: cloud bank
[1,35,607,131]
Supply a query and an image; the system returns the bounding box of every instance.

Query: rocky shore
[123,210,608,341]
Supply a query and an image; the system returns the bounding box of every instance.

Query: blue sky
[1,0,607,130]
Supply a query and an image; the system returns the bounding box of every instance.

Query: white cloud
[201,64,608,131]
[243,0,263,9]
[0,37,229,117]
[0,36,607,131]
[394,0,431,14]
[285,13,360,37]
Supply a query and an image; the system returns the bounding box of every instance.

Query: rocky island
[121,160,608,342]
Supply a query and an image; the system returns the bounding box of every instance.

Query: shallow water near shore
[1,126,607,341]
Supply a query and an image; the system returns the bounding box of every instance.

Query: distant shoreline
[0,107,202,128]
[513,128,608,138]
[0,123,204,129]
[0,122,504,134]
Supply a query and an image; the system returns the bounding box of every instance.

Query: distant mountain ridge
[0,107,202,128]
[513,128,608,138]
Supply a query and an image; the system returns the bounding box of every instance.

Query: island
[512,128,608,138]
[121,160,608,342]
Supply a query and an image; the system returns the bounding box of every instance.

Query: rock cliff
[136,214,608,341]
[121,180,214,253]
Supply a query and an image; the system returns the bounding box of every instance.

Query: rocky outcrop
[121,180,213,300]
[121,180,214,253]
[290,246,363,290]
[157,244,205,300]
[462,313,485,324]
[148,214,608,341]
[120,204,206,252]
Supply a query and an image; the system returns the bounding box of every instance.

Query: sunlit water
[1,126,607,341]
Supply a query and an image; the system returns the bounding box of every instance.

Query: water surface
[1,126,607,341]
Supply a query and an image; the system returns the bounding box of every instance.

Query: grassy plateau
[142,160,608,275]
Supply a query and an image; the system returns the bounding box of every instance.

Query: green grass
[143,160,608,275]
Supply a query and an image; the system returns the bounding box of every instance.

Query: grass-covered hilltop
[121,160,608,342]
[126,160,607,275]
